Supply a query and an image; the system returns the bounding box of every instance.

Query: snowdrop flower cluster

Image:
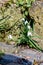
[22,18,32,36]
[25,20,32,36]
[27,25,32,36]
[21,18,28,25]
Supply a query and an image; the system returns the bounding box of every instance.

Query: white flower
[27,31,32,36]
[21,18,25,21]
[25,20,28,25]
[27,25,31,29]
[8,35,12,39]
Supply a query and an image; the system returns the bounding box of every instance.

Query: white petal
[27,25,31,29]
[8,35,12,39]
[27,31,32,36]
[25,20,28,25]
[21,18,25,21]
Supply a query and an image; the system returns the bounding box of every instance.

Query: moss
[0,2,24,43]
[0,50,4,57]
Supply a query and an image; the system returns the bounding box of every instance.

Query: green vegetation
[0,0,43,52]
[0,50,4,57]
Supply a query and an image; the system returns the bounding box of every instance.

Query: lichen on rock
[29,0,43,49]
[29,0,43,37]
[0,1,24,44]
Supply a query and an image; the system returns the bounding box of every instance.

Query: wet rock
[29,0,43,37]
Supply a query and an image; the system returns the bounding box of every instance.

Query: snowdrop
[21,18,25,21]
[25,20,28,25]
[27,25,31,29]
[27,31,32,36]
[8,35,12,39]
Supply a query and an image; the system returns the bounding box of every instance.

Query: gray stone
[0,42,43,65]
[6,63,22,65]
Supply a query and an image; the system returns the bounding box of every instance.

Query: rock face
[0,47,43,65]
[0,53,32,65]
[29,0,43,37]
[0,1,24,43]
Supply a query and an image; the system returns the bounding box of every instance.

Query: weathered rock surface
[0,53,32,65]
[0,48,43,65]
[0,1,24,43]
[29,0,43,37]
[0,42,43,65]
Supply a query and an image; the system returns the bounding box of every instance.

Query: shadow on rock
[0,54,32,65]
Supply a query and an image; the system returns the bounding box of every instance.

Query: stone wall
[29,0,43,38]
[0,0,23,43]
